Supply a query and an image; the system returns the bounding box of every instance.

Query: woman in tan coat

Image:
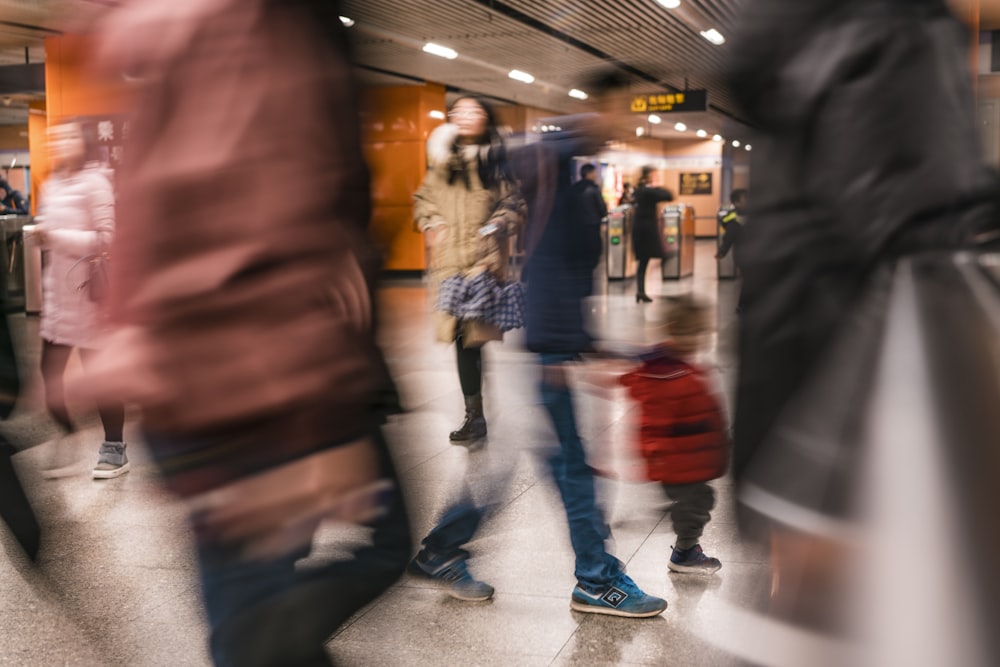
[414,95,526,441]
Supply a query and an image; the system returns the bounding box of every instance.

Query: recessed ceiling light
[655,0,682,8]
[732,140,741,148]
[422,43,458,60]
[636,127,645,137]
[700,29,725,45]
[745,144,752,151]
[508,70,535,84]
[713,134,723,142]
[429,110,445,120]
[696,129,708,138]
[648,114,662,124]
[674,122,687,132]
[569,89,588,100]
[339,16,355,27]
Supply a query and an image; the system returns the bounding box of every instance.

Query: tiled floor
[0,240,769,666]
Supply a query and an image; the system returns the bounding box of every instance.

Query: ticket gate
[661,203,695,280]
[606,205,635,280]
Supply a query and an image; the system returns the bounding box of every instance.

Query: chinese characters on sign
[679,172,713,196]
[630,90,708,114]
[88,116,129,171]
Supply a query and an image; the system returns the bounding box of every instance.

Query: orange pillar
[27,102,47,215]
[362,84,446,271]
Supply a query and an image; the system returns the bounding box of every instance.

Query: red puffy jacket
[621,347,729,484]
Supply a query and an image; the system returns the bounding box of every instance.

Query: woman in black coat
[631,166,674,302]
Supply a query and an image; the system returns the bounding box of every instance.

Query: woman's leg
[636,258,651,301]
[79,349,125,443]
[455,333,482,398]
[40,340,76,433]
[450,332,486,441]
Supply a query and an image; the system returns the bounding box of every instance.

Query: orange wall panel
[366,141,425,209]
[371,206,425,271]
[28,107,47,214]
[45,35,131,122]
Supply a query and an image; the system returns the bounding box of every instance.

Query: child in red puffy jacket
[620,296,728,573]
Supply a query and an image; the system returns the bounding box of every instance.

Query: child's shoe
[668,544,722,574]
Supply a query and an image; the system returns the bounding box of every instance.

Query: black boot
[449,395,487,441]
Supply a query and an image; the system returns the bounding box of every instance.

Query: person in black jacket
[632,166,674,302]
[569,163,608,264]
[0,181,28,215]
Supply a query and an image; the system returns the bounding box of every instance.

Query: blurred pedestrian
[510,109,668,618]
[407,95,525,601]
[632,166,674,303]
[715,188,747,263]
[91,1,411,664]
[618,182,636,207]
[0,294,40,561]
[0,180,29,215]
[414,95,526,442]
[31,119,128,479]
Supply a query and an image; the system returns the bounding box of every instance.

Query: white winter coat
[36,164,115,348]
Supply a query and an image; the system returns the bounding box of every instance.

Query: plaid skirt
[435,272,526,332]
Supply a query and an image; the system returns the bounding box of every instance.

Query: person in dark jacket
[509,114,667,618]
[0,181,28,215]
[725,0,1000,639]
[715,188,747,262]
[632,166,674,302]
[569,162,607,263]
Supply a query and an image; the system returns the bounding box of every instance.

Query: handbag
[70,252,110,303]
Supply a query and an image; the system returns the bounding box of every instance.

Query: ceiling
[2,0,1000,139]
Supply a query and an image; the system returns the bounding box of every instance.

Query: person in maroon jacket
[619,296,728,573]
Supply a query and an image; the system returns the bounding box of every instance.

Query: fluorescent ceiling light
[674,122,687,132]
[508,69,535,84]
[569,89,589,100]
[423,43,458,60]
[700,29,725,45]
[696,129,708,138]
[712,134,723,142]
[655,0,682,8]
[339,16,355,27]
[648,114,662,124]
[732,140,741,148]
[429,110,445,120]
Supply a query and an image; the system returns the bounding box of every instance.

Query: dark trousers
[636,258,651,297]
[150,428,412,667]
[662,482,715,550]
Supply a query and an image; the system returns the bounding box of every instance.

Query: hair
[446,95,514,190]
[730,188,748,205]
[640,165,656,186]
[663,295,709,356]
[580,163,596,180]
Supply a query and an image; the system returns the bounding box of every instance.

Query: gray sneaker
[93,441,130,479]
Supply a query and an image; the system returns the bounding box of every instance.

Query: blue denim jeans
[538,353,622,592]
[146,428,411,667]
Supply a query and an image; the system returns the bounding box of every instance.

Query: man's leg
[538,357,619,591]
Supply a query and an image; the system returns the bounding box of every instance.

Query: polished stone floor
[0,240,769,666]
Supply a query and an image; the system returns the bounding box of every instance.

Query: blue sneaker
[570,573,667,618]
[408,550,494,601]
[668,544,722,574]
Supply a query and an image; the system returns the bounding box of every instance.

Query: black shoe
[449,416,487,441]
[636,294,653,303]
[449,395,487,441]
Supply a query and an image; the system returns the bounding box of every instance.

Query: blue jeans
[146,428,411,667]
[539,353,622,592]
